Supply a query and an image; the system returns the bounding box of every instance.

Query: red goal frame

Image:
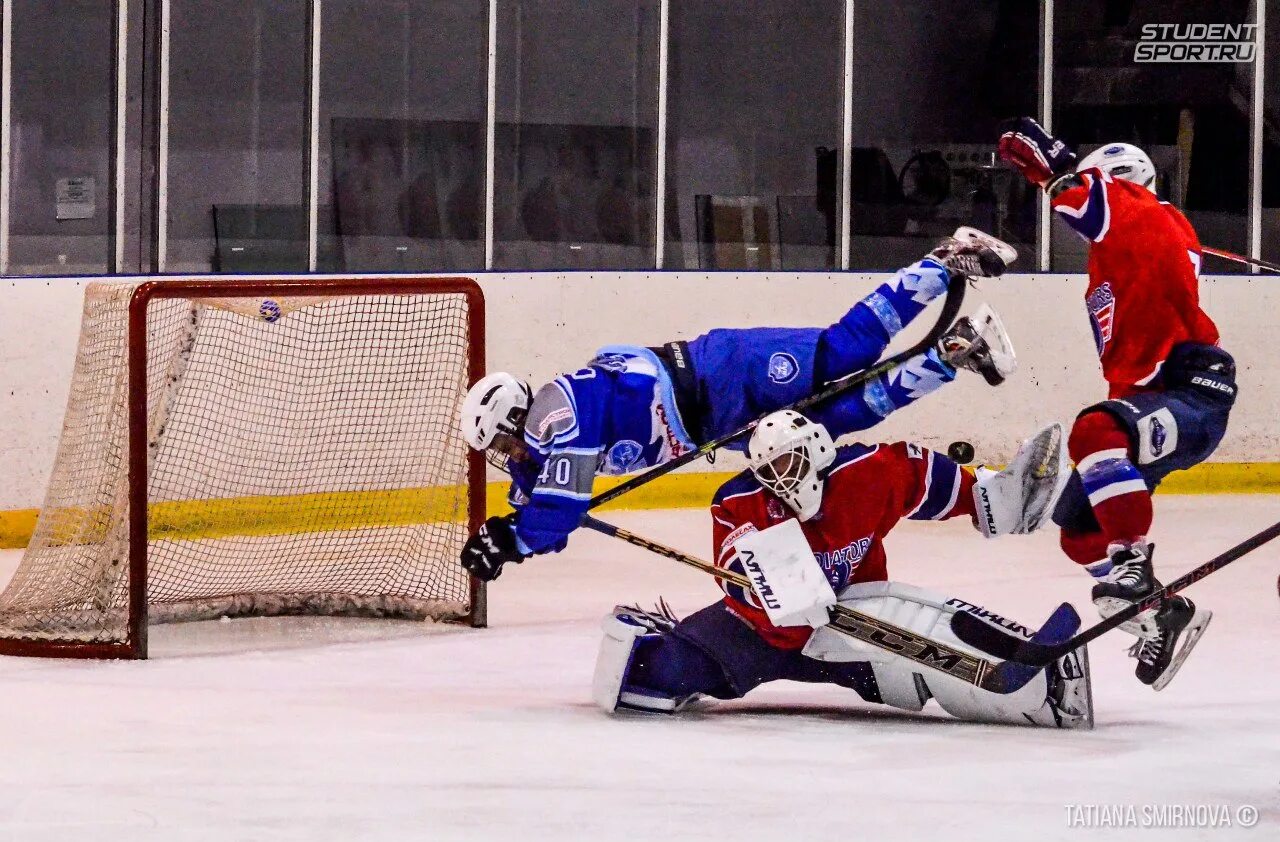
[0,276,487,659]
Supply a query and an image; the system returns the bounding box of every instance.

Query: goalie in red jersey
[998,117,1233,690]
[590,410,1093,729]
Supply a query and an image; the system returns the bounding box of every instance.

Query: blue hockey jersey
[508,259,959,555]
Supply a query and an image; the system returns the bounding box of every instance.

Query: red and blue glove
[997,117,1077,187]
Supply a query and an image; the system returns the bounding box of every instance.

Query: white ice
[1,497,1278,842]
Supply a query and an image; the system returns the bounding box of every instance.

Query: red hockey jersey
[1051,167,1220,398]
[710,442,975,650]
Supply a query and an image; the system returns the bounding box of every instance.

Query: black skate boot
[929,229,1012,280]
[1093,542,1213,690]
[938,306,1015,386]
[1131,595,1212,691]
[1091,541,1159,635]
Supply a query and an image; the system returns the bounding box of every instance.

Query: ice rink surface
[1,496,1278,842]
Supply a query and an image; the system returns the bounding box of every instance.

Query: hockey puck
[947,440,976,464]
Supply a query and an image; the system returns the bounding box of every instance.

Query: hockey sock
[1067,411,1153,577]
[1060,528,1113,577]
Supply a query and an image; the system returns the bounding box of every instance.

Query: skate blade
[1152,609,1213,692]
[952,226,1018,265]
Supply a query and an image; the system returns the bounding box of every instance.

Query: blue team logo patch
[1149,416,1167,457]
[1104,145,1126,156]
[604,439,644,474]
[767,352,799,385]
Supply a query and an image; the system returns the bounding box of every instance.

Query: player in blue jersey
[458,232,1017,581]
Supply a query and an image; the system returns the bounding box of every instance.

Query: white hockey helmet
[747,410,836,522]
[460,372,533,464]
[1076,143,1157,193]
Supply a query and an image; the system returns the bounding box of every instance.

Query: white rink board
[0,498,1277,841]
[1,271,1277,509]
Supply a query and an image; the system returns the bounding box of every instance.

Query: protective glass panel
[492,0,659,270]
[319,0,488,272]
[1052,0,1253,272]
[7,1,115,275]
[664,0,843,270]
[1260,5,1280,265]
[166,1,309,272]
[848,0,1041,271]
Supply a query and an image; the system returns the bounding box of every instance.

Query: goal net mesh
[0,281,479,647]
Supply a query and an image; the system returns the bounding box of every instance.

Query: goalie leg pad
[593,608,684,713]
[802,581,1086,727]
[594,602,785,712]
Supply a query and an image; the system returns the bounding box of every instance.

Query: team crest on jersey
[766,498,787,520]
[603,439,644,474]
[814,535,873,590]
[767,352,799,384]
[1086,282,1116,355]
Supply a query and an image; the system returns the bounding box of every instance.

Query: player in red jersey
[590,410,1093,729]
[999,117,1233,689]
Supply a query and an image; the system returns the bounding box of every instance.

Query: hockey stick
[582,273,968,512]
[1201,246,1280,274]
[581,513,1077,694]
[951,518,1280,668]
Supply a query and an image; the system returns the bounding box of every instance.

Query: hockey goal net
[0,277,486,658]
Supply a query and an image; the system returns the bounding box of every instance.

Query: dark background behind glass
[663,0,842,271]
[320,0,487,273]
[8,1,114,275]
[166,0,309,273]
[1052,0,1253,272]
[492,0,659,270]
[0,0,1271,275]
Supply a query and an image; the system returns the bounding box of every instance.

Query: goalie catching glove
[973,421,1069,537]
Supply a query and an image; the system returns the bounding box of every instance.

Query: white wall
[1,271,1273,511]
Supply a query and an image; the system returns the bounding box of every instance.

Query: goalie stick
[583,270,969,512]
[950,518,1280,668]
[581,514,1077,694]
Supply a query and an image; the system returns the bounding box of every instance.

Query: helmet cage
[754,449,814,500]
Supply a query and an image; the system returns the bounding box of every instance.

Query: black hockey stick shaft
[584,274,968,511]
[993,518,1280,668]
[581,512,1022,694]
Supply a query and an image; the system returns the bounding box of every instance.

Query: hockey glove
[461,515,527,581]
[997,117,1076,187]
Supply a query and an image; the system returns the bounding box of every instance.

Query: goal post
[0,277,487,659]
